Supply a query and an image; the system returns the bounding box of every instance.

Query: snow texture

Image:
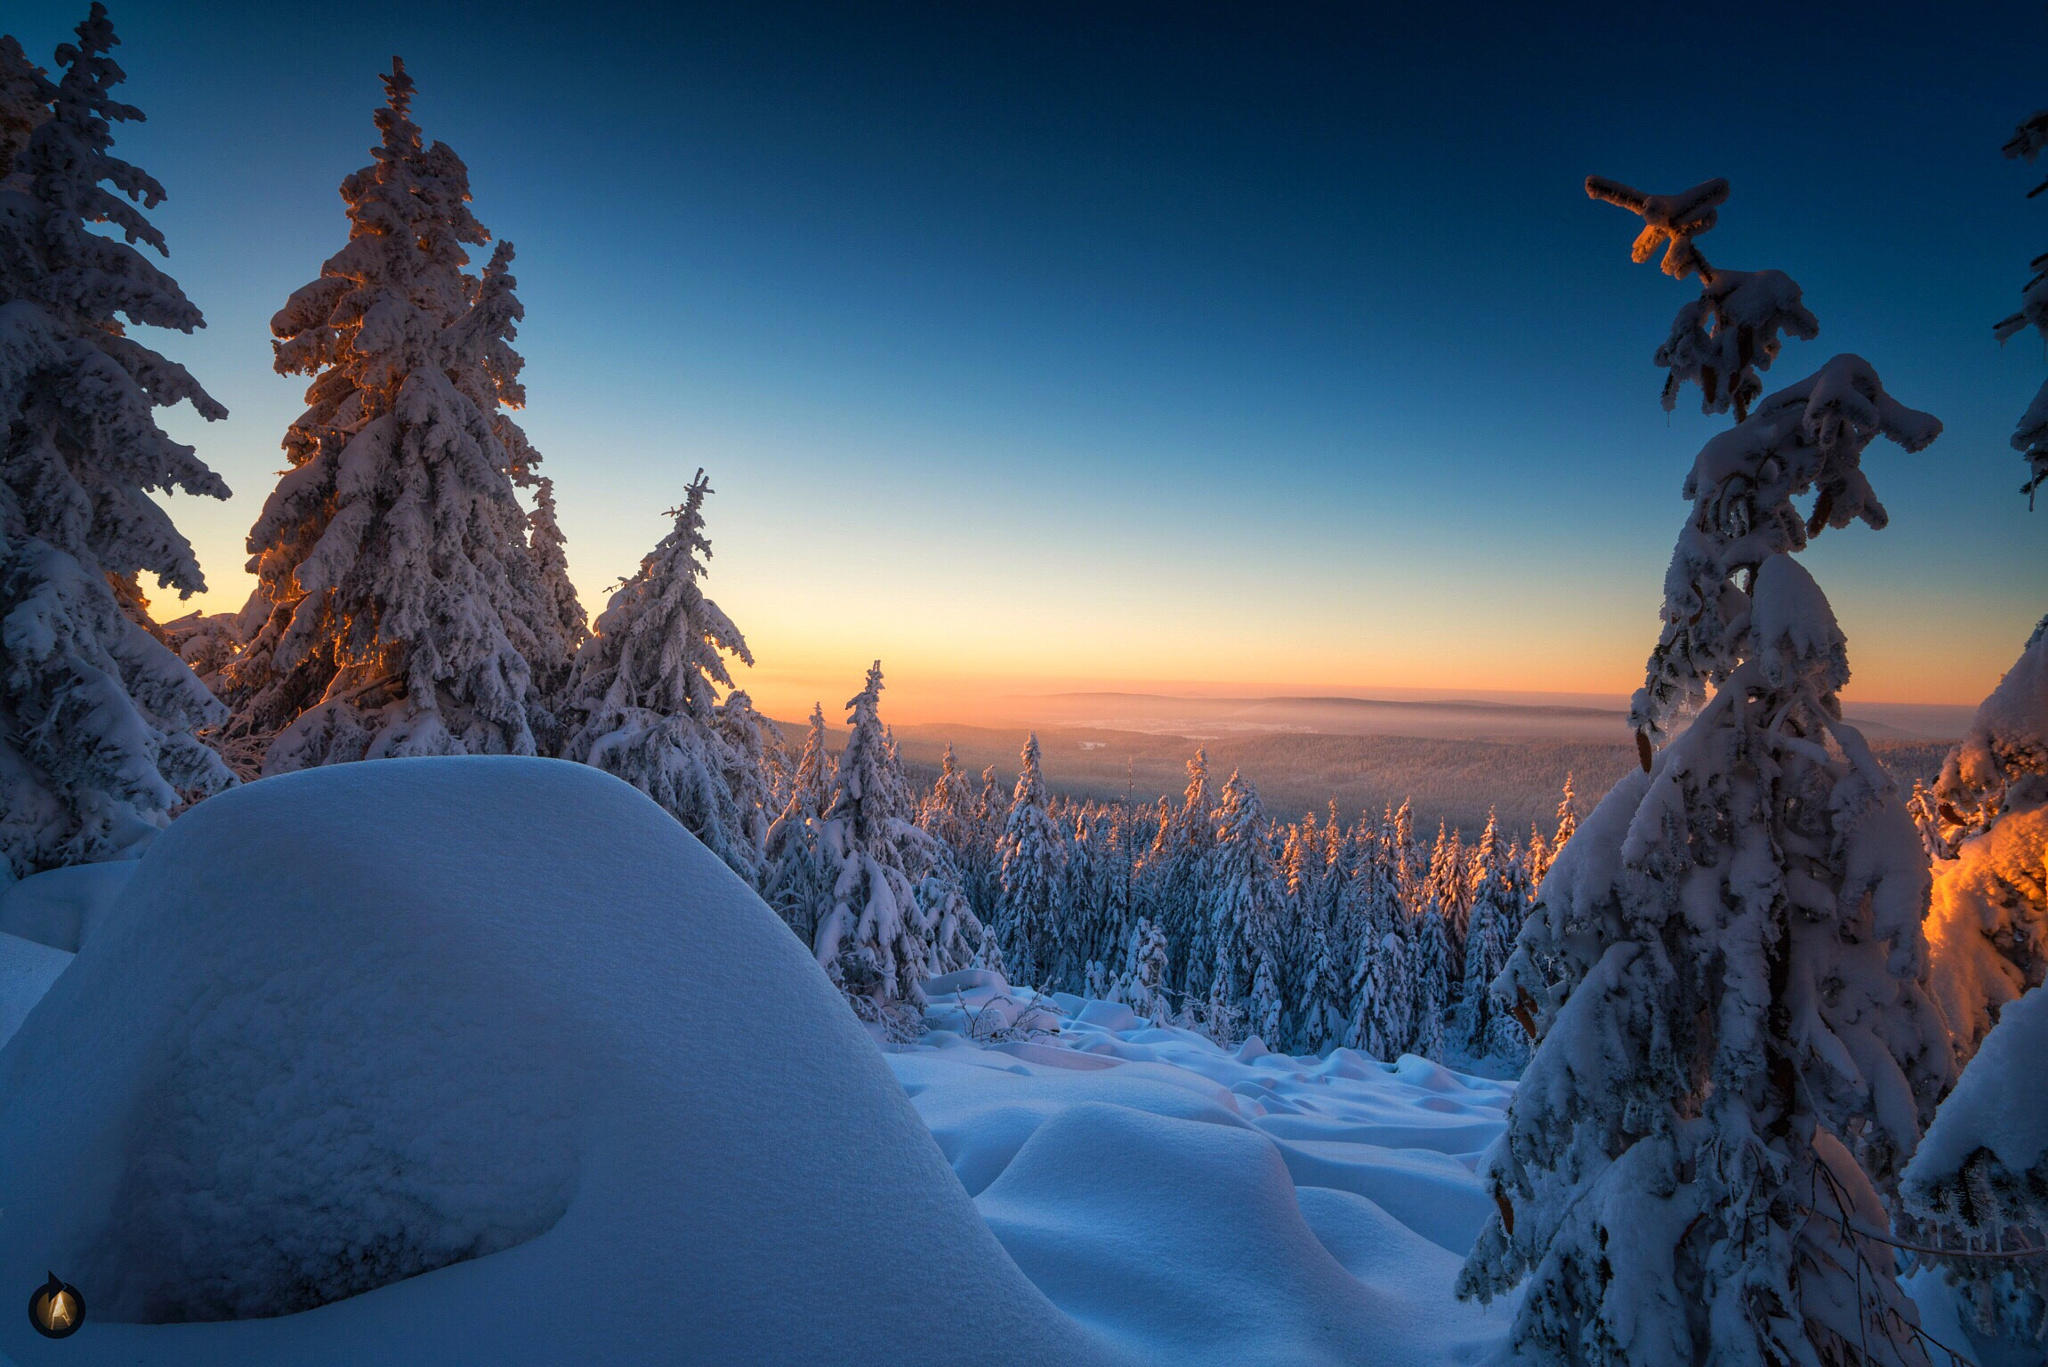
[899,971,1520,1365]
[1905,983,2048,1231]
[0,757,1104,1365]
[0,859,132,951]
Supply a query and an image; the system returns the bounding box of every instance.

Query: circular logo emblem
[28,1272,83,1339]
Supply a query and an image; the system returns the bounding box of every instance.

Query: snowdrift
[0,756,1105,1365]
[895,973,1520,1365]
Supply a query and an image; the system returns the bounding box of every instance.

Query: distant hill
[778,705,1957,843]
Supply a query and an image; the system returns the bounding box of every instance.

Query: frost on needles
[1457,179,1952,1367]
[0,7,232,879]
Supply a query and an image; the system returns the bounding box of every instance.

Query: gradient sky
[14,0,2047,723]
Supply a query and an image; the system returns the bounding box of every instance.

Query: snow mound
[0,930,68,1050]
[0,861,135,952]
[1905,982,2048,1228]
[0,757,1105,1365]
[891,981,1518,1363]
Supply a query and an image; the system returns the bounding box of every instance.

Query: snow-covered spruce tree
[1295,922,1346,1055]
[0,36,46,175]
[445,237,586,715]
[559,471,763,882]
[1458,179,1953,1366]
[811,663,942,1020]
[1552,772,1578,855]
[995,733,1066,988]
[1998,110,2048,507]
[1344,927,1411,1061]
[1408,906,1449,1061]
[1202,769,1282,1040]
[1142,747,1216,997]
[222,60,561,773]
[1457,811,1526,1065]
[763,703,834,946]
[1900,982,2048,1355]
[0,6,235,879]
[918,742,974,847]
[1922,615,2048,1065]
[1114,915,1173,1024]
[716,688,780,864]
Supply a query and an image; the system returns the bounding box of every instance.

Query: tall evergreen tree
[996,732,1065,988]
[560,470,761,882]
[223,59,560,773]
[1344,928,1411,1061]
[1460,178,1952,1366]
[0,6,234,878]
[1922,614,2048,1068]
[1203,769,1281,1032]
[1114,915,1173,1025]
[763,703,833,945]
[1408,907,1450,1061]
[1455,811,1524,1065]
[812,663,941,1017]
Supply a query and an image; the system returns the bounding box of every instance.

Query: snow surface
[0,757,1103,1366]
[0,929,66,1050]
[0,860,133,951]
[1905,982,2048,1210]
[0,755,1527,1364]
[896,973,1519,1364]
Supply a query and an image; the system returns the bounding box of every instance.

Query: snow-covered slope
[895,976,1518,1365]
[0,757,1105,1366]
[0,756,1527,1365]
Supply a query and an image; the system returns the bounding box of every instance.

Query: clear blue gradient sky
[15,1,2047,722]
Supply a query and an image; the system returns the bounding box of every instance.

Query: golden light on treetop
[1584,175,1728,281]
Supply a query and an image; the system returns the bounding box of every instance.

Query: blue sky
[15,0,2047,719]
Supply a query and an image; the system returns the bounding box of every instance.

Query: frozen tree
[1459,180,1954,1367]
[1900,983,2048,1356]
[522,474,587,703]
[1408,907,1449,1062]
[0,6,235,879]
[1249,950,1284,1047]
[763,704,833,945]
[1923,616,2048,1067]
[1344,929,1411,1061]
[1629,352,1942,749]
[560,471,761,882]
[222,60,561,773]
[445,237,586,712]
[1998,111,2048,506]
[918,743,975,846]
[0,36,46,180]
[1552,772,1578,851]
[1143,747,1217,996]
[1114,916,1173,1025]
[1457,812,1525,1064]
[996,733,1066,988]
[1202,769,1280,1030]
[715,689,779,871]
[1586,176,1818,422]
[811,663,939,1018]
[1589,180,1937,752]
[1294,923,1346,1055]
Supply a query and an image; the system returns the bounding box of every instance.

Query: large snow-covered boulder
[0,756,1109,1366]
